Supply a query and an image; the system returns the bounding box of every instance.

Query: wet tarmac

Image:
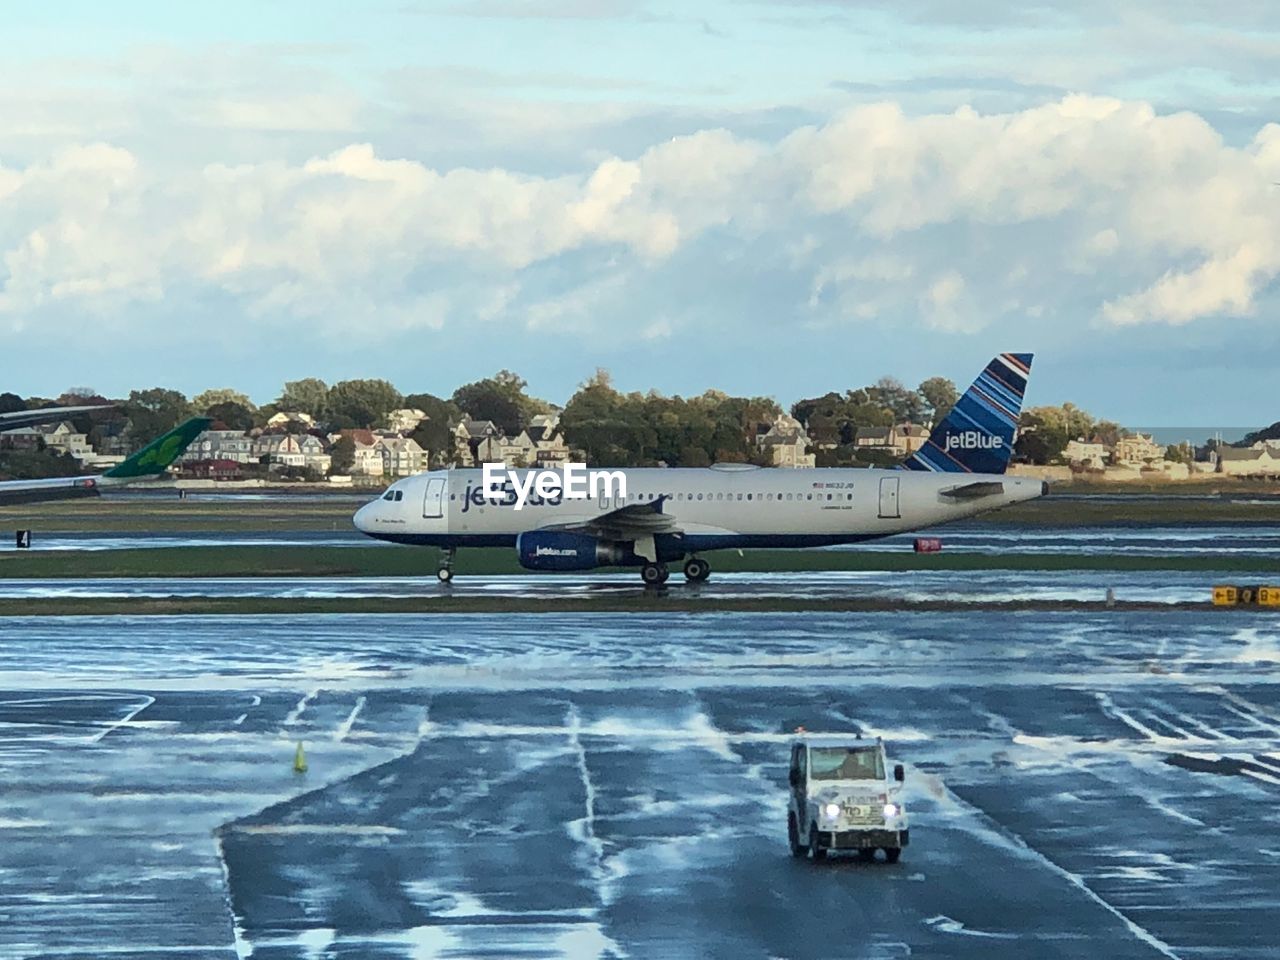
[5,523,1280,559]
[0,567,1272,606]
[2,609,1278,958]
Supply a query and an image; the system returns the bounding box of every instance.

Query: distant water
[1132,426,1262,445]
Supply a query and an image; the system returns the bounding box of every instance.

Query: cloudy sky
[3,1,1279,422]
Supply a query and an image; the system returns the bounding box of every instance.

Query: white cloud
[3,95,1280,343]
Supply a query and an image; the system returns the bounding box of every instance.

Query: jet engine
[516,531,630,571]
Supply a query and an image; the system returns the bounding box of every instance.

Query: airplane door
[878,477,900,519]
[423,477,445,519]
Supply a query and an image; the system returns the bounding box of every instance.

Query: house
[1218,446,1280,478]
[376,436,426,477]
[386,408,428,434]
[180,458,243,481]
[527,415,570,467]
[894,423,929,455]
[448,414,571,467]
[181,429,256,464]
[254,434,306,469]
[37,422,94,461]
[853,423,926,457]
[453,419,500,465]
[352,443,385,477]
[0,427,43,451]
[1064,438,1108,469]
[757,414,816,468]
[499,430,537,467]
[1113,434,1165,466]
[297,435,332,474]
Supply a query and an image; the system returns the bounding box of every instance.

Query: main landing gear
[639,557,712,585]
[641,562,669,586]
[437,548,456,584]
[683,557,711,583]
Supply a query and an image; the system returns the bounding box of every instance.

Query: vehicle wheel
[641,563,665,585]
[436,567,453,584]
[683,557,711,582]
[656,563,669,584]
[884,847,901,864]
[788,814,805,858]
[857,848,876,863]
[808,825,826,862]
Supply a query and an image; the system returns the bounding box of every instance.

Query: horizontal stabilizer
[940,481,1005,500]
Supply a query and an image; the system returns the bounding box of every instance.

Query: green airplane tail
[104,417,213,480]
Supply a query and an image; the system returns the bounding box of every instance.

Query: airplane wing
[0,404,114,432]
[0,416,211,507]
[543,496,682,539]
[540,496,682,562]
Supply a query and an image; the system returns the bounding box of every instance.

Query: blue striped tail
[901,353,1033,474]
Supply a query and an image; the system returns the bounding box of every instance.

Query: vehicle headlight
[883,803,900,817]
[823,802,841,819]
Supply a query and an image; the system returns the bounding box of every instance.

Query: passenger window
[786,493,793,501]
[807,494,813,500]
[847,493,852,500]
[697,493,703,500]
[737,493,743,500]
[826,494,832,500]
[746,494,752,501]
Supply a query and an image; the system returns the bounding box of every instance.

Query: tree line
[3,369,1222,477]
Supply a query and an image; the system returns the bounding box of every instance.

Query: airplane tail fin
[901,353,1033,474]
[104,417,212,480]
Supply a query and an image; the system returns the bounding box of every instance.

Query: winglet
[901,353,1033,474]
[105,417,212,479]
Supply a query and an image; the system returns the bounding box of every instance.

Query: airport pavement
[0,567,1274,605]
[1,610,1278,958]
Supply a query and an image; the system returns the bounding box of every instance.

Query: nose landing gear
[437,548,456,584]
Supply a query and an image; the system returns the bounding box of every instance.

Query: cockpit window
[395,490,404,501]
[382,489,405,502]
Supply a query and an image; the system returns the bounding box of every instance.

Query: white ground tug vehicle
[787,735,909,863]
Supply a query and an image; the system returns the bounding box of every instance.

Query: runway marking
[932,775,1185,959]
[92,696,155,743]
[1152,701,1238,742]
[1096,694,1175,743]
[283,688,319,727]
[223,824,407,836]
[925,914,1017,939]
[333,696,366,742]
[563,705,629,959]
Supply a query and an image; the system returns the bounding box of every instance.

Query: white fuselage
[353,464,1045,553]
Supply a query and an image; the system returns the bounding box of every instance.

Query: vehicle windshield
[809,746,884,781]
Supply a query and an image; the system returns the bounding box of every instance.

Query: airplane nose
[353,501,373,533]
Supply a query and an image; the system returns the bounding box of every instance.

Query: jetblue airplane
[0,417,211,506]
[354,354,1043,584]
